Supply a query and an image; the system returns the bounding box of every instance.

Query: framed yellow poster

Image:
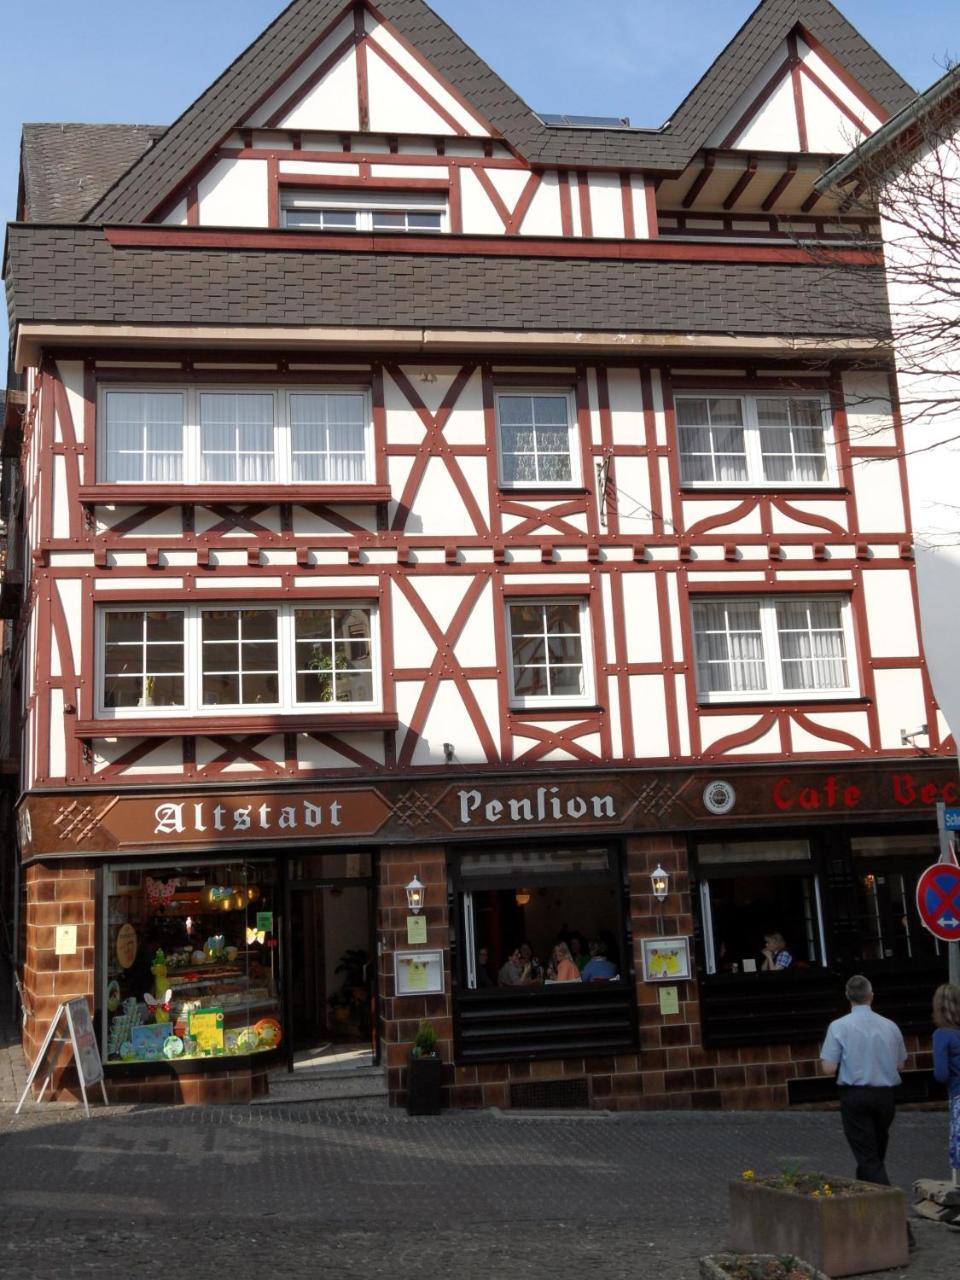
[189,1008,225,1052]
[395,949,444,996]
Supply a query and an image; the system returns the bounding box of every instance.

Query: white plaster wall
[790,710,870,752]
[59,361,86,443]
[629,675,670,757]
[520,172,563,236]
[407,457,474,534]
[410,679,488,764]
[198,159,269,227]
[851,458,906,533]
[843,372,897,447]
[366,17,490,136]
[862,570,920,658]
[458,167,506,234]
[706,43,797,150]
[621,574,661,663]
[588,174,624,238]
[873,668,929,749]
[366,51,452,136]
[247,16,355,128]
[161,198,189,226]
[279,160,362,177]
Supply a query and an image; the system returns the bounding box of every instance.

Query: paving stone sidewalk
[0,1101,956,1280]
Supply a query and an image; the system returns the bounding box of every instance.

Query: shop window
[506,599,591,706]
[696,839,826,974]
[691,596,855,701]
[103,861,280,1064]
[455,845,626,990]
[675,393,832,486]
[847,834,944,963]
[496,392,579,487]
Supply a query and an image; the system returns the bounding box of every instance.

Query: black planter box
[406,1054,443,1115]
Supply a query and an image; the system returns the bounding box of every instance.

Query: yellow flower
[823,1187,833,1197]
[811,1190,821,1198]
[742,1170,756,1181]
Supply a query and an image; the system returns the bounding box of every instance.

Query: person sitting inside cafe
[499,947,532,986]
[580,938,618,982]
[476,945,496,988]
[761,931,793,971]
[547,941,581,982]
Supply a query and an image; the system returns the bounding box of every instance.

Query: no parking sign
[916,848,960,942]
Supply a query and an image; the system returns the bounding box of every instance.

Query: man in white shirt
[820,974,907,1186]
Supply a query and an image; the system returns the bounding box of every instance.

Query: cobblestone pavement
[0,1101,956,1280]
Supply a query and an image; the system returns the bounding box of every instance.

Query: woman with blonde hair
[548,940,581,983]
[933,983,960,1178]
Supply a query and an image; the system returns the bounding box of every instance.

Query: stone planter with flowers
[729,1169,908,1278]
[700,1255,828,1280]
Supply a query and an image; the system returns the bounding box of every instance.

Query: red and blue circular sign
[917,859,960,942]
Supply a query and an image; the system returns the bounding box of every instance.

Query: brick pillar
[21,860,96,1100]
[625,834,709,1108]
[377,845,452,1107]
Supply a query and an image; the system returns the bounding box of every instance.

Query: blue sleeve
[933,1029,949,1083]
[821,1022,841,1064]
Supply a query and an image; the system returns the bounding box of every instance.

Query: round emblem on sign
[115,923,138,970]
[703,780,737,815]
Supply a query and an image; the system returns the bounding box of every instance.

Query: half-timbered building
[3,0,955,1108]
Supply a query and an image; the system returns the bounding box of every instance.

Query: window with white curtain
[200,393,275,483]
[497,392,578,487]
[691,596,855,701]
[98,386,373,484]
[103,391,184,482]
[97,604,380,716]
[290,393,367,482]
[676,394,833,486]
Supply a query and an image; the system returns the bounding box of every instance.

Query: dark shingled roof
[5,225,890,339]
[21,124,165,223]
[85,0,916,224]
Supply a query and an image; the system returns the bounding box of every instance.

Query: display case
[103,859,281,1064]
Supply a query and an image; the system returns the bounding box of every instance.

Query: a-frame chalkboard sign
[15,997,109,1118]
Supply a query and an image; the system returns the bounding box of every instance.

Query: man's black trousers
[839,1084,896,1184]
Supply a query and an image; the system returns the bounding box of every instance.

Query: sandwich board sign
[15,997,108,1118]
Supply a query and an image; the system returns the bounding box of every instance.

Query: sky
[0,1,956,330]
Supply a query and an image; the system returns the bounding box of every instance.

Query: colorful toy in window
[150,949,167,997]
[145,876,178,909]
[204,935,226,961]
[144,988,173,1023]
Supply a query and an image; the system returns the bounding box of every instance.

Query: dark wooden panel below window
[455,983,636,1063]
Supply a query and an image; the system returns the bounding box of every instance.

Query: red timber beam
[722,156,758,211]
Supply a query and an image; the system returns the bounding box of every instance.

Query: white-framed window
[98,386,374,485]
[506,599,592,707]
[691,595,856,702]
[281,188,447,233]
[96,604,380,716]
[102,390,185,482]
[675,394,834,486]
[496,391,579,488]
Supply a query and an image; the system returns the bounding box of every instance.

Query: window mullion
[763,601,782,695]
[744,397,764,484]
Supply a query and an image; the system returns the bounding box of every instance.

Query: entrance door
[284,855,377,1060]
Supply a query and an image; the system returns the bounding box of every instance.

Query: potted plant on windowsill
[406,1019,442,1116]
[729,1168,908,1278]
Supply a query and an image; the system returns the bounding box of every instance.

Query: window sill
[75,712,399,737]
[499,486,589,498]
[508,704,604,719]
[78,484,391,506]
[679,483,848,495]
[697,695,868,710]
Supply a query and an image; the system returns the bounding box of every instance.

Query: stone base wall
[21,860,97,1100]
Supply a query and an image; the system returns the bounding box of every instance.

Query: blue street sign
[944,809,960,831]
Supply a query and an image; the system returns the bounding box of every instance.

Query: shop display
[104,861,280,1064]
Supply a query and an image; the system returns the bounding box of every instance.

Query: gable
[84,0,916,226]
[706,27,887,153]
[244,5,492,137]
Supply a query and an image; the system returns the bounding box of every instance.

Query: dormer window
[281,188,446,233]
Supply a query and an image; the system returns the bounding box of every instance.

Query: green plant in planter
[411,1019,438,1058]
[306,647,349,702]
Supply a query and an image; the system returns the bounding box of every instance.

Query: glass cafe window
[847,834,944,962]
[456,846,625,989]
[103,861,281,1064]
[697,840,826,974]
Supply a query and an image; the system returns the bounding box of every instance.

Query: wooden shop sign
[16,761,960,861]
